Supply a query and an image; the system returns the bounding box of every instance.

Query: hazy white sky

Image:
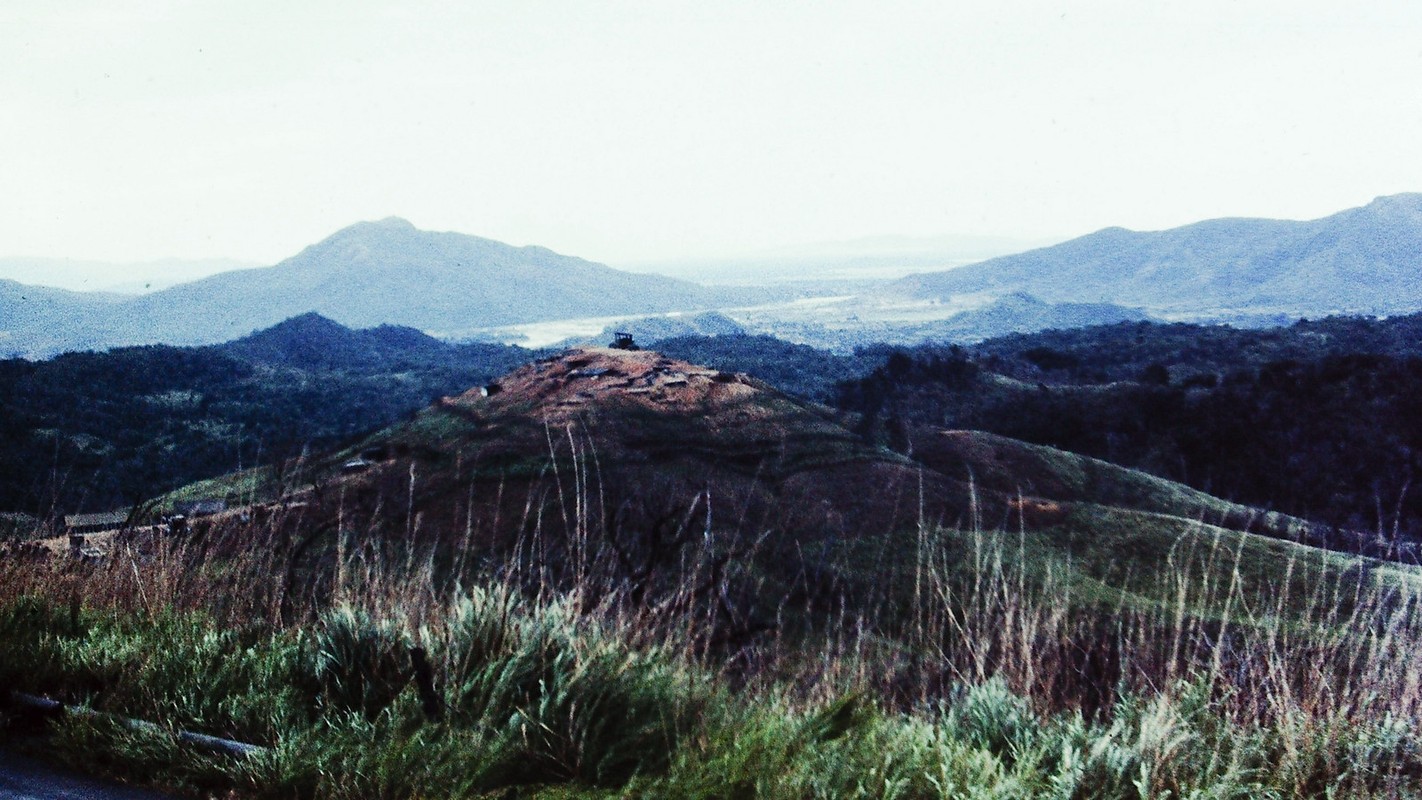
[3,1,1422,270]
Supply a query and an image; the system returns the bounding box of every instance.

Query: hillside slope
[124,218,762,343]
[836,330,1422,557]
[928,292,1151,340]
[886,193,1422,316]
[161,347,1407,630]
[0,279,126,358]
[0,314,530,514]
[15,351,1422,800]
[0,219,781,357]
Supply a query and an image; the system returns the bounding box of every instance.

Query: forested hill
[0,315,530,516]
[0,320,900,519]
[967,313,1422,382]
[10,310,1422,550]
[835,313,1422,554]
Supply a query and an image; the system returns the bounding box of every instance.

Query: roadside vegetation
[4,480,1422,798]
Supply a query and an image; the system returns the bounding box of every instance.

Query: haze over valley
[5,193,1419,356]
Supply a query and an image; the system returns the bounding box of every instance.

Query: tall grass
[3,442,1422,797]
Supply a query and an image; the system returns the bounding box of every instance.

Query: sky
[3,1,1422,284]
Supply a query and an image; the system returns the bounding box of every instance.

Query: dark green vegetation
[0,314,530,516]
[656,333,882,401]
[5,340,1422,797]
[143,347,1396,628]
[972,313,1422,379]
[0,325,889,521]
[4,450,1421,797]
[12,309,1422,563]
[5,195,1422,796]
[837,313,1422,558]
[7,565,1422,799]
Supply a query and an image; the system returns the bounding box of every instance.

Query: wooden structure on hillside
[63,510,130,535]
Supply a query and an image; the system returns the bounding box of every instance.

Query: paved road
[0,749,177,799]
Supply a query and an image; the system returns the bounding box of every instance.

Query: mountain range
[885,193,1422,317]
[0,218,780,358]
[7,194,1422,359]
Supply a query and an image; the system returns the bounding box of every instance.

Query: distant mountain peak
[0,216,776,357]
[367,216,417,229]
[1368,192,1422,206]
[318,217,420,245]
[1361,193,1422,218]
[220,313,456,369]
[234,312,351,344]
[272,311,346,329]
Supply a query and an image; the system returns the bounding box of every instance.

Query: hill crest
[443,347,762,423]
[169,346,1341,557]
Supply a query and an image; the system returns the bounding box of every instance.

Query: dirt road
[0,748,177,799]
